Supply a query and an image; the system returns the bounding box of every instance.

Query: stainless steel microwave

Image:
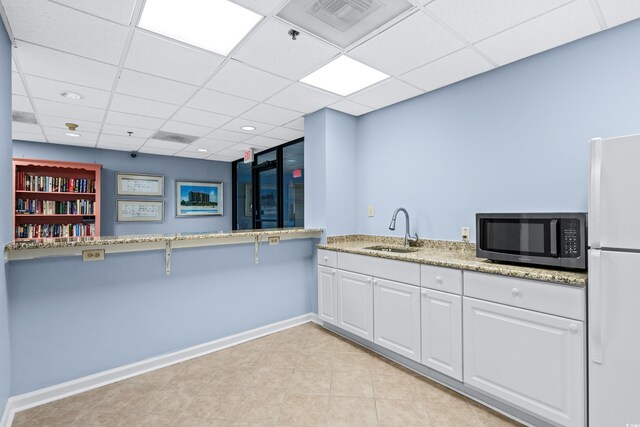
[476,213,587,270]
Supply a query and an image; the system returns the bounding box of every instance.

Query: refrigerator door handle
[589,250,603,364]
[589,137,603,248]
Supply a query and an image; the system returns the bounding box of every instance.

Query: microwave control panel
[560,219,581,257]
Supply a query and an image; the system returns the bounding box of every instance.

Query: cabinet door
[421,288,462,381]
[464,297,585,427]
[337,270,373,340]
[373,278,421,361]
[318,266,337,325]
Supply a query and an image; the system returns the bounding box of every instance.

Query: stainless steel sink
[364,245,420,254]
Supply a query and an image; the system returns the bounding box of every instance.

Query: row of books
[15,172,96,193]
[15,199,95,215]
[15,223,96,239]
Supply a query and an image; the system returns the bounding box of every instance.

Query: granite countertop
[5,228,323,251]
[318,235,587,287]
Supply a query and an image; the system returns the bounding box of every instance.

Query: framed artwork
[176,181,223,217]
[116,173,164,197]
[116,200,164,222]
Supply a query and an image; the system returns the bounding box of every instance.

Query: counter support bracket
[165,242,172,275]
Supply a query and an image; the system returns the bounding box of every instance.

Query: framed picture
[116,173,164,197]
[116,200,164,222]
[176,181,223,217]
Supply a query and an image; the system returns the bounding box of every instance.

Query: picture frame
[116,200,164,222]
[116,172,164,197]
[176,181,223,217]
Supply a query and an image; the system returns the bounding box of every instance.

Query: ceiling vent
[12,111,38,125]
[278,0,412,48]
[151,131,198,144]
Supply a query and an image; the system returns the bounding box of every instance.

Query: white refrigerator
[589,134,640,426]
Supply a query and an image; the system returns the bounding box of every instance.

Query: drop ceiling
[2,0,639,162]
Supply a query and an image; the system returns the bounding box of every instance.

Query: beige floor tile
[470,402,524,426]
[327,396,377,427]
[223,349,264,369]
[69,410,133,426]
[330,371,374,397]
[332,352,374,372]
[375,398,429,426]
[123,412,177,426]
[172,416,225,427]
[133,389,193,417]
[251,366,294,389]
[186,388,244,420]
[408,375,456,403]
[12,407,85,427]
[262,351,302,369]
[209,367,257,389]
[92,383,158,413]
[234,387,286,423]
[371,373,414,400]
[297,352,334,371]
[46,387,111,410]
[303,335,338,353]
[369,356,405,376]
[423,397,483,426]
[277,394,329,426]
[289,370,332,395]
[333,338,367,354]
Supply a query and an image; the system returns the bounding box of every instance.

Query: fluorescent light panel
[138,0,262,56]
[301,56,389,96]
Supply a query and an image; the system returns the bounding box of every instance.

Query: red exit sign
[293,169,302,178]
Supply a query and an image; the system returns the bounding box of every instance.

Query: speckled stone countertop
[5,228,323,251]
[318,235,587,287]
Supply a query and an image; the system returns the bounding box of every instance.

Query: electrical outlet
[82,249,105,261]
[367,205,375,217]
[461,227,471,242]
[268,236,280,245]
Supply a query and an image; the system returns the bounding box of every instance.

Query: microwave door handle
[550,219,558,256]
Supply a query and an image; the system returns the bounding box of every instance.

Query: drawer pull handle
[569,324,579,334]
[511,288,521,297]
[435,276,443,284]
[323,256,328,262]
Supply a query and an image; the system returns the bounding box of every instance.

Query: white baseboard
[0,312,318,427]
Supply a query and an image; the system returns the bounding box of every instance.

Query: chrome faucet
[389,208,418,247]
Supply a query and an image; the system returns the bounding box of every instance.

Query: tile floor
[12,323,523,426]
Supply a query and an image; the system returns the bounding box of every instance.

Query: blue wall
[354,19,640,242]
[12,140,232,236]
[8,239,315,394]
[0,19,13,420]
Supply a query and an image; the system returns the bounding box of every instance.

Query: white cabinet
[464,297,585,427]
[318,266,337,325]
[337,270,374,340]
[373,278,421,362]
[421,288,463,381]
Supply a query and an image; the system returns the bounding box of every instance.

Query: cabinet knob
[511,288,521,297]
[421,289,427,296]
[569,324,579,334]
[323,256,328,262]
[435,276,443,284]
[372,279,378,286]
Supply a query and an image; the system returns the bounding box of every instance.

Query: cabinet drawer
[421,265,462,295]
[464,271,585,321]
[337,252,420,286]
[318,249,338,268]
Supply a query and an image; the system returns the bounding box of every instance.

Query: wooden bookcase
[13,158,102,239]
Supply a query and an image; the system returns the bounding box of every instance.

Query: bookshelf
[13,158,102,239]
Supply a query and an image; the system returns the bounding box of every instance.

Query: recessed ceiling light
[301,56,389,96]
[138,0,262,56]
[241,126,256,131]
[59,91,84,101]
[65,132,81,138]
[197,148,208,152]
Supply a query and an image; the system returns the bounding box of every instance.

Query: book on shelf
[15,198,95,215]
[15,172,95,193]
[15,223,96,239]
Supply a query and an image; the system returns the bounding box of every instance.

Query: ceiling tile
[242,135,284,148]
[47,138,97,148]
[349,11,465,76]
[596,0,640,27]
[220,118,276,135]
[187,89,257,117]
[349,79,423,109]
[284,117,304,131]
[144,139,191,150]
[426,0,573,43]
[12,95,34,112]
[400,48,494,92]
[97,134,146,149]
[101,122,156,139]
[13,131,46,142]
[241,103,302,126]
[160,121,212,137]
[12,121,42,134]
[474,0,601,66]
[214,147,245,159]
[233,18,340,80]
[15,42,118,90]
[206,59,291,101]
[262,126,304,141]
[207,153,241,162]
[97,142,143,152]
[110,93,179,119]
[51,0,137,25]
[328,99,373,116]
[32,99,106,122]
[116,69,198,105]
[12,72,27,96]
[171,107,232,128]
[266,83,341,114]
[36,114,102,133]
[43,126,99,144]
[4,0,130,64]
[205,129,252,143]
[173,150,211,159]
[229,0,284,15]
[186,138,236,152]
[105,111,165,130]
[138,146,181,156]
[124,31,225,86]
[25,74,111,109]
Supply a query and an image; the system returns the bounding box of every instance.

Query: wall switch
[82,249,105,261]
[461,227,471,242]
[268,236,280,245]
[367,205,375,217]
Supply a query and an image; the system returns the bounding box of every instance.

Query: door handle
[589,250,603,364]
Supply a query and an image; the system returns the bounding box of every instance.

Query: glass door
[254,158,279,229]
